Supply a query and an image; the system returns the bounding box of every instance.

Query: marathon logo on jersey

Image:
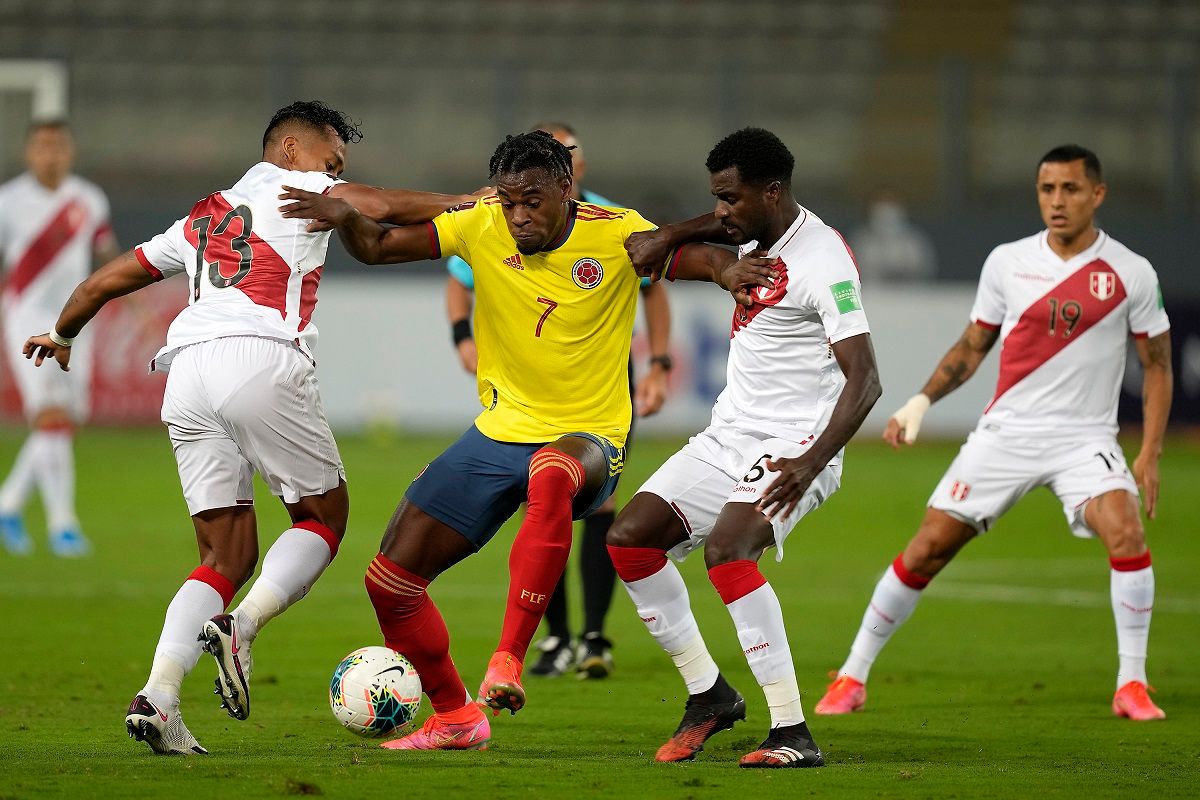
[572,257,604,289]
[949,480,971,502]
[829,280,862,313]
[503,253,524,271]
[1090,271,1117,301]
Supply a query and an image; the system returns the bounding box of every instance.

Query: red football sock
[495,449,584,662]
[364,553,468,714]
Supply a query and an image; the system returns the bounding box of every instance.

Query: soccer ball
[329,646,422,737]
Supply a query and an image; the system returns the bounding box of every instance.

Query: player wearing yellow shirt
[280,131,777,752]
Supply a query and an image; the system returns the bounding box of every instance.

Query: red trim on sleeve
[292,519,341,559]
[892,553,931,590]
[665,246,684,282]
[133,246,163,280]
[426,222,441,259]
[188,565,237,608]
[1131,331,1150,339]
[1110,551,1152,572]
[973,319,1000,331]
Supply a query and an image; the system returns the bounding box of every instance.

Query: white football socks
[622,561,720,694]
[143,577,225,708]
[1111,564,1154,689]
[31,431,77,532]
[726,582,804,727]
[0,434,38,515]
[839,563,923,683]
[233,525,335,642]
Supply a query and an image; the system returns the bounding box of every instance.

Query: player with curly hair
[280,129,778,752]
[25,100,476,755]
[610,127,881,768]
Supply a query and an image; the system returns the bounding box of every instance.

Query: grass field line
[930,580,1200,614]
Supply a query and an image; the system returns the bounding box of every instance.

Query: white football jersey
[710,205,871,438]
[0,173,112,321]
[135,162,341,371]
[970,230,1169,436]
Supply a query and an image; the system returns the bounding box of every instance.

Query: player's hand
[23,334,72,371]
[718,250,780,307]
[883,393,932,449]
[456,338,478,375]
[1132,450,1160,519]
[625,228,675,280]
[635,367,669,417]
[757,454,822,520]
[279,186,358,232]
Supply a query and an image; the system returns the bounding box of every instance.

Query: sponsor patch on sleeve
[829,280,862,313]
[1156,283,1164,309]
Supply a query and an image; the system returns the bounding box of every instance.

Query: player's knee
[703,537,751,570]
[605,513,649,549]
[1102,519,1146,559]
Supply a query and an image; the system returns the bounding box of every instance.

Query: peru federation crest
[572,258,604,289]
[949,480,971,502]
[1089,271,1116,301]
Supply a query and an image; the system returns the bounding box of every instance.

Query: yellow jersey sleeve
[619,208,657,239]
[430,198,495,262]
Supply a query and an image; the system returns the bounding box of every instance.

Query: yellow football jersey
[430,198,653,449]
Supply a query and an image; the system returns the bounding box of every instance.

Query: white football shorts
[929,425,1139,538]
[639,422,841,562]
[2,303,92,421]
[161,335,345,515]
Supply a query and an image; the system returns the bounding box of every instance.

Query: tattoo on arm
[1143,334,1172,370]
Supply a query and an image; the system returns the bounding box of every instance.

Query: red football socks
[364,553,468,714]
[495,449,584,662]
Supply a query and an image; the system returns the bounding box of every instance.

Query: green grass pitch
[0,427,1196,798]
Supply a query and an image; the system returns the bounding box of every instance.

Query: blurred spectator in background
[0,120,118,557]
[850,190,937,283]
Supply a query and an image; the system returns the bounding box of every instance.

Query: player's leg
[127,504,258,755]
[1084,490,1162,720]
[818,430,1029,715]
[199,343,348,720]
[816,508,977,715]
[369,426,529,750]
[529,572,575,677]
[576,494,618,678]
[483,434,609,713]
[607,431,746,762]
[703,451,841,769]
[1055,442,1163,720]
[28,407,88,556]
[0,426,37,555]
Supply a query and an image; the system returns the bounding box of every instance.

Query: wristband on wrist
[451,319,472,346]
[649,354,673,372]
[49,329,75,348]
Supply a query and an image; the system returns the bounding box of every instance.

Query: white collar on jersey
[1038,228,1108,264]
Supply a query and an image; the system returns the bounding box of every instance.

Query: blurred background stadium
[1,0,1198,433]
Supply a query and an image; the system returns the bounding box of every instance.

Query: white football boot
[199,613,252,720]
[125,694,208,755]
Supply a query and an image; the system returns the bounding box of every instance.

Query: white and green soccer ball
[329,646,422,737]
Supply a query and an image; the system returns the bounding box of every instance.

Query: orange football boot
[1112,681,1165,721]
[477,651,526,717]
[813,674,866,715]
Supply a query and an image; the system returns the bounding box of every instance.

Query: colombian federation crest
[572,258,604,289]
[949,481,971,502]
[1090,271,1116,301]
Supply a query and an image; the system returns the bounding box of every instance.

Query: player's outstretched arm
[635,280,672,417]
[24,250,159,371]
[758,332,882,519]
[662,244,778,306]
[331,184,474,227]
[626,213,734,278]
[280,187,436,265]
[884,321,1000,448]
[446,275,477,375]
[1132,331,1172,519]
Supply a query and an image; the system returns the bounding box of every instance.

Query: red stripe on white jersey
[183,193,294,317]
[4,197,89,297]
[985,258,1127,413]
[298,265,323,331]
[731,260,790,338]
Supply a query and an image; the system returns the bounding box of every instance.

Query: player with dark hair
[610,127,880,768]
[0,119,119,557]
[444,122,672,680]
[25,100,474,755]
[281,129,775,752]
[815,144,1172,721]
